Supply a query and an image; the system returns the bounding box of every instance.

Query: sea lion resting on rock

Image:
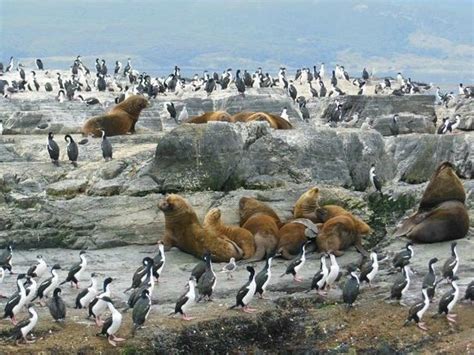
[82,95,149,137]
[203,208,256,259]
[239,197,282,261]
[232,112,292,130]
[277,218,320,259]
[394,162,469,243]
[159,194,243,262]
[186,111,234,124]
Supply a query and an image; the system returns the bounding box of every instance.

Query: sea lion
[239,197,282,261]
[82,95,149,137]
[233,111,292,130]
[277,219,320,259]
[186,111,234,124]
[203,208,256,259]
[394,162,469,243]
[316,215,367,256]
[293,186,373,236]
[419,161,466,210]
[158,194,243,262]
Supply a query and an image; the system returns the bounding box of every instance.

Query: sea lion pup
[232,111,292,130]
[316,214,367,256]
[186,111,234,124]
[239,197,282,261]
[394,162,469,243]
[203,208,256,259]
[158,194,244,262]
[82,95,149,137]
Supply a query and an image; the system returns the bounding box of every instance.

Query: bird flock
[0,56,469,130]
[0,238,472,347]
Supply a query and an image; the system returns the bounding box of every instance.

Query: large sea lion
[203,208,256,259]
[158,194,243,262]
[186,111,234,124]
[277,219,320,259]
[232,111,293,130]
[394,162,469,243]
[239,197,282,261]
[82,95,149,137]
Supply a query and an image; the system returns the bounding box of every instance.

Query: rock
[454,98,474,130]
[386,133,473,182]
[100,160,128,180]
[46,179,88,198]
[87,179,124,196]
[4,192,40,209]
[123,175,160,196]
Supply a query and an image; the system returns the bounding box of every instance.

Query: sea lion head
[158,194,185,213]
[117,95,149,116]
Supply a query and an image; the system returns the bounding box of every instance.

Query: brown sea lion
[277,219,320,259]
[186,111,234,124]
[394,162,469,243]
[82,95,149,137]
[419,161,466,210]
[239,197,282,261]
[293,186,372,236]
[203,208,256,259]
[233,111,292,130]
[158,194,243,262]
[316,215,367,256]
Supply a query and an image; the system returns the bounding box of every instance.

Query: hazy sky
[1,0,473,84]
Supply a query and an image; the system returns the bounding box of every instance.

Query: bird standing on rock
[220,257,237,279]
[342,267,360,309]
[65,134,79,167]
[27,255,48,278]
[422,257,438,300]
[101,130,113,161]
[255,255,273,299]
[47,132,60,166]
[281,242,307,282]
[437,276,460,323]
[229,266,257,313]
[392,242,414,269]
[442,242,459,281]
[4,273,28,324]
[96,296,125,347]
[310,254,329,295]
[132,289,151,335]
[325,253,340,291]
[48,288,66,322]
[76,273,99,309]
[405,288,430,331]
[35,264,61,306]
[172,276,197,321]
[360,251,379,287]
[197,252,216,302]
[389,265,411,306]
[60,250,87,288]
[11,303,38,345]
[369,164,383,195]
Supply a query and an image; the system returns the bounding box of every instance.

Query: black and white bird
[96,296,125,347]
[389,114,400,136]
[437,276,460,323]
[35,264,61,306]
[23,276,38,305]
[177,105,189,123]
[64,134,79,167]
[166,102,177,121]
[172,276,197,321]
[255,256,273,299]
[3,274,28,324]
[369,164,382,194]
[77,95,100,106]
[89,277,113,326]
[114,61,122,75]
[27,255,48,278]
[404,288,430,331]
[75,273,99,309]
[464,280,474,303]
[229,266,257,313]
[48,288,66,322]
[60,250,87,288]
[5,56,13,72]
[125,257,154,293]
[422,257,438,300]
[342,268,360,309]
[392,242,414,269]
[0,266,6,298]
[309,82,318,97]
[325,253,340,290]
[47,132,60,166]
[152,241,166,281]
[10,303,38,345]
[310,254,329,295]
[442,242,459,280]
[101,130,113,161]
[197,252,216,302]
[319,81,327,97]
[0,243,13,273]
[390,265,411,305]
[127,261,154,310]
[362,68,369,80]
[288,81,297,102]
[132,289,151,335]
[360,251,379,287]
[299,100,310,121]
[220,257,237,279]
[280,107,289,122]
[191,252,210,283]
[281,242,307,282]
[235,69,245,96]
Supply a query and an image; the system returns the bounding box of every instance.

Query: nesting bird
[229,266,257,313]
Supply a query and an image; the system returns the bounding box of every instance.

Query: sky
[1,0,473,85]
